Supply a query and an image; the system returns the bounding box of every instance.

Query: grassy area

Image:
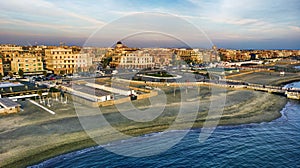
[145,73,174,78]
[0,85,288,167]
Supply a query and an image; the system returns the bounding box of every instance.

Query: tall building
[45,47,93,74]
[0,56,4,76]
[11,52,43,74]
[44,48,75,74]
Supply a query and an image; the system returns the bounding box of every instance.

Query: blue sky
[0,0,299,49]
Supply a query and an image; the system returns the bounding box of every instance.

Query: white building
[75,53,93,72]
[119,51,154,69]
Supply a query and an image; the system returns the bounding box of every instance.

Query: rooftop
[0,98,20,108]
[71,84,111,97]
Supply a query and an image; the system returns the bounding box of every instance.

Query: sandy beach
[0,81,289,168]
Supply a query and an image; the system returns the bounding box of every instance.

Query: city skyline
[0,0,300,49]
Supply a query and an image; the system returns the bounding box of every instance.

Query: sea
[30,82,300,168]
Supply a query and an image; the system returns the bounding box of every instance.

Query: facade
[0,45,22,52]
[175,49,204,63]
[110,42,154,69]
[45,47,93,74]
[149,48,173,67]
[0,45,47,75]
[0,51,20,75]
[45,48,76,74]
[11,52,43,73]
[75,53,93,72]
[0,57,3,76]
[118,51,154,69]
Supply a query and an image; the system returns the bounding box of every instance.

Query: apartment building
[44,48,76,74]
[11,52,43,73]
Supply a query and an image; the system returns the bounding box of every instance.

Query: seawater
[30,83,300,168]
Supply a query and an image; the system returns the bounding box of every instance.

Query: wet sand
[0,86,287,168]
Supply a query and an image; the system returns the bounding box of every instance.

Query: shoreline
[0,85,290,168]
[33,106,290,168]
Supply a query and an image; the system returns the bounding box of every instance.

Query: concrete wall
[98,97,131,107]
[137,91,158,100]
[0,106,20,115]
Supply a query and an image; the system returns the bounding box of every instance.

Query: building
[0,45,46,75]
[109,41,153,69]
[0,56,4,76]
[0,98,21,114]
[45,48,76,74]
[11,52,43,74]
[61,83,114,103]
[174,48,203,64]
[0,44,23,52]
[45,47,93,74]
[149,48,173,67]
[75,53,93,72]
[117,50,154,69]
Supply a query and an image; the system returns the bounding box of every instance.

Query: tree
[8,72,13,78]
[18,69,24,78]
[43,71,47,77]
[102,56,112,68]
[89,66,95,73]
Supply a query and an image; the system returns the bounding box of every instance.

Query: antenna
[26,41,32,47]
[59,42,65,47]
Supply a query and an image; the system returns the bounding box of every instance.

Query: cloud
[289,26,300,32]
[0,0,105,25]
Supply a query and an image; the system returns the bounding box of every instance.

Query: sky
[0,0,299,49]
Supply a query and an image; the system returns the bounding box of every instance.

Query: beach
[0,78,288,168]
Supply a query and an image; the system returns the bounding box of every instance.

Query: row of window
[18,63,42,67]
[19,67,43,72]
[121,61,152,64]
[53,56,83,59]
[17,59,41,62]
[51,51,72,55]
[53,65,75,68]
[52,60,86,63]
